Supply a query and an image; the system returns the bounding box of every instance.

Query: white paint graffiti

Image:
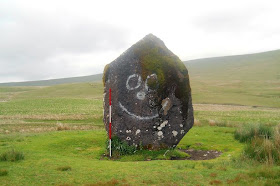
[136,91,145,100]
[136,129,141,135]
[121,73,160,120]
[126,73,158,100]
[126,74,142,90]
[126,74,146,100]
[119,102,159,120]
[144,73,157,91]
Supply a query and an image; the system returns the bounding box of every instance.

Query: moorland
[0,49,280,185]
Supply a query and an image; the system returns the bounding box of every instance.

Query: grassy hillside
[0,74,102,87]
[1,49,279,107]
[185,49,280,107]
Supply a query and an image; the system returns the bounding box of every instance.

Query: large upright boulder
[103,34,193,149]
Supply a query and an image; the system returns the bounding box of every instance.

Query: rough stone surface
[103,34,194,149]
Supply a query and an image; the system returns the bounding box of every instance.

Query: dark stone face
[103,34,194,149]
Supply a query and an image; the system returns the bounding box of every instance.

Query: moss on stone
[103,34,191,115]
[103,64,110,86]
[131,35,191,114]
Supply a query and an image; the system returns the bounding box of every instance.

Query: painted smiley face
[119,73,159,120]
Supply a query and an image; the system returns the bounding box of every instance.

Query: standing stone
[103,34,194,149]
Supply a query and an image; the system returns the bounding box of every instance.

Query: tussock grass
[56,122,70,131]
[274,125,280,148]
[87,178,120,186]
[236,124,280,165]
[176,163,195,170]
[248,166,280,179]
[210,173,217,177]
[0,149,24,162]
[209,179,222,185]
[107,136,137,157]
[208,120,217,126]
[234,124,273,143]
[0,169,8,176]
[208,120,229,127]
[202,162,214,169]
[185,163,195,169]
[57,166,72,171]
[226,173,248,184]
[194,119,202,126]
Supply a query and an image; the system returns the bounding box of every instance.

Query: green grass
[0,129,279,185]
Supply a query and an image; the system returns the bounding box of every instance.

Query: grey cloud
[0,6,129,82]
[192,10,258,33]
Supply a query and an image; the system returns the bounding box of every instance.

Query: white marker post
[109,88,112,157]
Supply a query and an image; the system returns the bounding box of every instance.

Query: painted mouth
[119,102,159,120]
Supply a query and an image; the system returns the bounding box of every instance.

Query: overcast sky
[1,0,280,83]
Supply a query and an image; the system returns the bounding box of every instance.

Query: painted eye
[126,74,142,90]
[145,74,158,90]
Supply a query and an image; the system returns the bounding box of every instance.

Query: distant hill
[184,49,280,82]
[1,49,279,87]
[0,74,103,86]
[0,49,279,107]
[184,49,280,107]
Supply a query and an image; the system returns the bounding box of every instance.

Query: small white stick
[109,139,112,157]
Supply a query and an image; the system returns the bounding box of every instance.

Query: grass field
[0,49,280,185]
[0,81,279,185]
